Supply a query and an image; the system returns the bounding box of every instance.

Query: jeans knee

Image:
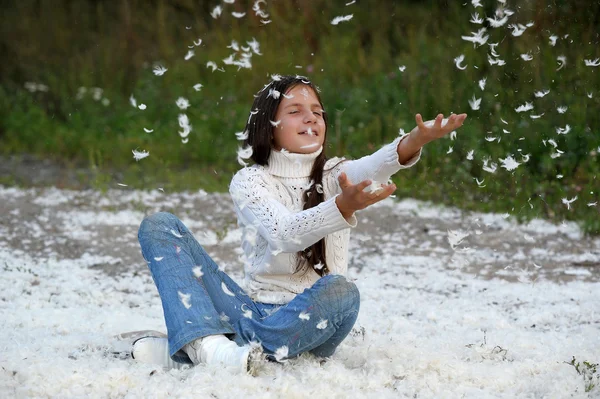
[319,274,360,313]
[138,212,178,238]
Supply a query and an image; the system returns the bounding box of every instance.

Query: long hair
[243,75,335,277]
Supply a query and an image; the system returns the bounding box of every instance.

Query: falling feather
[221,282,235,296]
[176,97,190,110]
[509,24,528,37]
[466,150,474,160]
[478,78,486,90]
[499,155,521,171]
[486,15,509,28]
[534,89,550,98]
[143,128,153,133]
[488,55,506,66]
[299,311,311,320]
[515,102,534,113]
[153,65,168,76]
[178,291,192,309]
[316,319,328,329]
[154,257,164,261]
[268,88,281,99]
[235,130,249,140]
[237,145,253,166]
[192,266,203,278]
[129,95,137,108]
[193,83,203,91]
[469,13,483,24]
[469,95,481,110]
[454,54,467,70]
[556,55,566,71]
[270,119,282,127]
[206,61,218,72]
[170,229,183,238]
[331,15,353,25]
[584,58,600,67]
[556,125,571,135]
[138,104,146,110]
[520,53,533,61]
[461,28,488,47]
[549,35,558,46]
[132,149,149,161]
[482,158,497,173]
[274,346,289,362]
[241,304,253,319]
[211,5,222,18]
[488,43,500,58]
[562,196,577,210]
[232,11,246,18]
[184,50,194,61]
[556,106,568,114]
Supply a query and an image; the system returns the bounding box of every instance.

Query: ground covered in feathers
[1,185,599,398]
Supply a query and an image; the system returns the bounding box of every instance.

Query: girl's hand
[335,172,396,219]
[414,113,468,144]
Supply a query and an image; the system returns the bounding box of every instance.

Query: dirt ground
[1,181,598,284]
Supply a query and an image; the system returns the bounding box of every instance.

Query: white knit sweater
[229,135,421,304]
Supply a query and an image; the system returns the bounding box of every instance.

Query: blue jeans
[138,212,360,364]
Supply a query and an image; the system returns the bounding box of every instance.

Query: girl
[131,75,467,375]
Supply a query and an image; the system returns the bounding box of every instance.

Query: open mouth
[299,129,319,136]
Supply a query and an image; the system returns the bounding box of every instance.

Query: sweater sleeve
[341,135,421,187]
[229,167,357,254]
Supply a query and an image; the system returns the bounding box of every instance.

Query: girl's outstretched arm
[397,113,468,164]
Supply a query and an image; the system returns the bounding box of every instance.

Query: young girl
[130,75,467,375]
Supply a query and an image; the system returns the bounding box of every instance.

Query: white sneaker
[132,337,189,370]
[185,335,265,376]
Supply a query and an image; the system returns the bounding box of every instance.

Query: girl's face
[272,84,326,154]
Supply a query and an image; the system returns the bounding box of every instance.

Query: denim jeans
[137,212,360,364]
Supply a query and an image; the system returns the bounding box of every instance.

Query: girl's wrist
[409,127,429,147]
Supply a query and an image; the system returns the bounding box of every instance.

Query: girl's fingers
[338,172,348,188]
[434,113,443,129]
[415,113,426,130]
[357,179,372,191]
[365,186,395,205]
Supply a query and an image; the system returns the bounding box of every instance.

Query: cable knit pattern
[229,135,421,304]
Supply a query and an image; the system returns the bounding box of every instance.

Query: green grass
[1,0,599,234]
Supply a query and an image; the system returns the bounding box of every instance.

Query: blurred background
[0,0,599,233]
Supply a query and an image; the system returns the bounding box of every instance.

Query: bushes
[1,0,599,233]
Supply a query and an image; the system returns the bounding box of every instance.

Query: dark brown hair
[242,75,338,277]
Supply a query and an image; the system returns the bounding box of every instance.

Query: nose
[303,110,317,123]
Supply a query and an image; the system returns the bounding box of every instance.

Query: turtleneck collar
[265,146,323,178]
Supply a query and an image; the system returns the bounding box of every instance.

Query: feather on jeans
[137,212,360,364]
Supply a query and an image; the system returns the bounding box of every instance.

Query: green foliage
[1,0,599,233]
[567,356,599,393]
